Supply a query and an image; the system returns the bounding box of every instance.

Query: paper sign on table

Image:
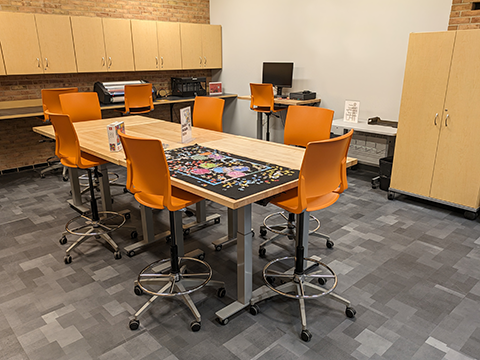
[180,106,193,143]
[344,100,360,123]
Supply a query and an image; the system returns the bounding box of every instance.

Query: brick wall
[0,0,211,172]
[449,0,480,30]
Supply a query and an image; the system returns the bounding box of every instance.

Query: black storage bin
[379,156,393,191]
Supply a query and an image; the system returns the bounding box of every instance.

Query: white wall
[210,0,452,142]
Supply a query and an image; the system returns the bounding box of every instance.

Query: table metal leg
[256,112,263,140]
[215,204,253,323]
[98,164,113,212]
[67,168,89,214]
[182,200,221,234]
[211,208,238,251]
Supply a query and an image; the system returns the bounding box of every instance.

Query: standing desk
[238,96,321,140]
[33,115,357,324]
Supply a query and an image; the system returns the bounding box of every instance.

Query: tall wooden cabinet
[390,30,480,216]
[180,23,222,69]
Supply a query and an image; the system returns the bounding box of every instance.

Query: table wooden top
[238,95,321,106]
[33,116,357,209]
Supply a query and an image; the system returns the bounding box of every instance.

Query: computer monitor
[262,62,294,97]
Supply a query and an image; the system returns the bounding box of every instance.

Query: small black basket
[171,77,207,97]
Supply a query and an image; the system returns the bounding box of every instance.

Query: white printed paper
[180,106,193,143]
[344,100,360,123]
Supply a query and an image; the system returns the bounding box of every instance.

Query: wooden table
[238,95,322,140]
[33,116,357,323]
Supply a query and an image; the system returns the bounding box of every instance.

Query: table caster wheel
[326,239,334,249]
[259,247,266,258]
[215,244,222,252]
[301,329,312,342]
[249,304,260,316]
[129,319,139,330]
[260,227,267,237]
[387,191,395,200]
[130,230,138,239]
[190,321,201,332]
[183,228,190,236]
[346,306,356,318]
[214,217,220,224]
[124,212,131,220]
[114,251,122,260]
[127,250,136,257]
[464,210,477,220]
[198,252,205,261]
[134,285,143,296]
[217,287,226,298]
[185,209,194,217]
[59,236,67,245]
[64,255,72,264]
[123,187,128,193]
[218,318,229,325]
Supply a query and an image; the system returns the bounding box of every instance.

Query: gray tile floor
[1,165,480,360]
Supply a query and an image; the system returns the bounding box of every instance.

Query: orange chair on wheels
[119,133,225,332]
[250,130,356,342]
[39,87,78,179]
[59,92,125,192]
[250,83,286,141]
[192,96,225,132]
[122,83,154,115]
[47,112,126,263]
[259,105,335,257]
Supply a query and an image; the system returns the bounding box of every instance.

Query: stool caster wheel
[166,235,171,243]
[217,287,226,298]
[218,318,229,325]
[198,252,205,261]
[114,251,122,260]
[183,228,190,236]
[59,236,67,245]
[63,176,69,182]
[129,319,139,330]
[318,277,327,286]
[130,231,138,239]
[190,321,201,332]
[134,285,143,296]
[249,304,260,316]
[214,217,220,224]
[301,329,312,342]
[215,244,222,251]
[346,306,356,318]
[326,239,334,249]
[64,255,72,264]
[259,247,266,258]
[127,250,136,257]
[123,187,128,193]
[260,227,267,237]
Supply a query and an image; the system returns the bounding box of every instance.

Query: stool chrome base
[250,255,356,342]
[129,257,225,332]
[60,210,126,263]
[259,211,332,257]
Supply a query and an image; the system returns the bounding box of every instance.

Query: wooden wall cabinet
[0,12,43,75]
[71,17,134,72]
[390,30,480,215]
[35,14,77,74]
[157,21,182,70]
[0,45,5,75]
[131,19,159,71]
[180,23,222,69]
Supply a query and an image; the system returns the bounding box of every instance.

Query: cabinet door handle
[445,114,449,127]
[161,57,164,67]
[199,56,202,65]
[44,58,48,70]
[108,57,112,68]
[37,58,41,68]
[204,56,207,66]
[155,56,158,67]
[434,113,438,125]
[102,57,105,66]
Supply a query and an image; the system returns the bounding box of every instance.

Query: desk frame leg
[256,113,263,140]
[211,208,237,251]
[182,200,221,234]
[67,168,89,214]
[216,204,253,323]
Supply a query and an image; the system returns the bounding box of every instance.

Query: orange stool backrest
[41,87,78,121]
[192,96,225,132]
[283,106,334,147]
[124,83,154,114]
[250,83,275,111]
[46,112,81,166]
[59,92,102,122]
